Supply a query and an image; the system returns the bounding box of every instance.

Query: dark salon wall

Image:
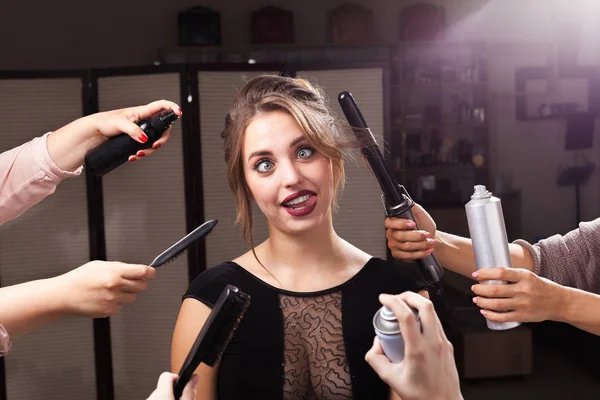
[2,0,600,239]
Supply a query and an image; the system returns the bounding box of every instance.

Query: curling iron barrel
[338,91,444,286]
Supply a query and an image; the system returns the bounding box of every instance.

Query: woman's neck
[264,218,343,272]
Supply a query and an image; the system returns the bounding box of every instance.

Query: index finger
[132,100,182,120]
[474,267,526,283]
[379,294,423,354]
[398,291,444,342]
[117,263,157,280]
[384,217,416,230]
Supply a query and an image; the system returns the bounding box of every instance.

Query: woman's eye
[255,160,274,173]
[297,147,314,159]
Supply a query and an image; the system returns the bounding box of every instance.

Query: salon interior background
[3,0,599,242]
[1,0,600,399]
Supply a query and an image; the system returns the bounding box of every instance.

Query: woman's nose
[281,161,302,187]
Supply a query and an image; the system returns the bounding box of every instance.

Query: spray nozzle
[471,185,491,199]
[159,110,179,125]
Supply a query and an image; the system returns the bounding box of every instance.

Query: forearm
[0,276,71,338]
[559,286,600,336]
[434,231,535,278]
[47,114,105,172]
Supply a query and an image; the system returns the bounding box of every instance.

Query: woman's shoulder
[358,256,431,293]
[183,261,243,307]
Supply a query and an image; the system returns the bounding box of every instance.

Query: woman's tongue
[284,194,316,209]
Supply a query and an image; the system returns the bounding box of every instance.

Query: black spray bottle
[85,110,180,176]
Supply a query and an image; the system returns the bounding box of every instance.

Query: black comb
[149,219,218,267]
[173,285,251,399]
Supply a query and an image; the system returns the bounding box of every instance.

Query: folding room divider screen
[0,62,389,400]
[0,74,95,400]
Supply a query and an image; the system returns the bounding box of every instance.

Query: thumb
[153,372,178,397]
[117,263,156,280]
[180,374,199,400]
[365,337,395,383]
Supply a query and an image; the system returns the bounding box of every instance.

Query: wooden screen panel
[0,77,95,399]
[97,73,187,400]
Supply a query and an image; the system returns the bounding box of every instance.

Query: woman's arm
[385,203,536,278]
[0,260,155,339]
[434,231,535,277]
[0,100,180,225]
[171,298,218,400]
[472,267,600,335]
[561,287,600,335]
[47,100,180,171]
[516,218,600,292]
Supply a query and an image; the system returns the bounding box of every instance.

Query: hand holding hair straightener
[338,91,444,287]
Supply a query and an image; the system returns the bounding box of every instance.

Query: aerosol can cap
[471,185,492,200]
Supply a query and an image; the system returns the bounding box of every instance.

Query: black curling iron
[173,284,251,399]
[149,219,218,268]
[338,91,444,287]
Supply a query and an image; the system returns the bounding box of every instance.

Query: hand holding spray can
[373,305,421,363]
[465,185,520,330]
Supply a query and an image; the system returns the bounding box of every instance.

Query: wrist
[555,284,576,324]
[433,231,448,254]
[48,275,76,316]
[79,114,107,149]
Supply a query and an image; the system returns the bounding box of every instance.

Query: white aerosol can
[465,185,520,331]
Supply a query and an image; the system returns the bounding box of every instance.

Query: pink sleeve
[0,132,83,225]
[0,324,10,356]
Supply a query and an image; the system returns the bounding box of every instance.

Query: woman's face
[242,110,335,236]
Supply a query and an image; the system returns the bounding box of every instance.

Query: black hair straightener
[338,91,444,290]
[173,284,251,399]
[149,219,218,267]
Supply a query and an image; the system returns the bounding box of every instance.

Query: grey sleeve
[513,218,600,293]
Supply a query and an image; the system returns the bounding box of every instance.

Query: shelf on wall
[403,82,488,89]
[392,122,488,131]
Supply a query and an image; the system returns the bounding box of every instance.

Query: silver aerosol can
[465,185,520,331]
[373,305,421,363]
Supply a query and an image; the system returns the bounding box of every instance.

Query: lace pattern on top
[279,291,352,400]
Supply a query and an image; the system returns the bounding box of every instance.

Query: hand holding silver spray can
[373,305,421,363]
[465,185,520,330]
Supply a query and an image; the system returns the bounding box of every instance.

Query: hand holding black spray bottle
[85,109,180,176]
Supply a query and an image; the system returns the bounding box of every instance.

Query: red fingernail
[139,134,148,143]
[153,143,161,149]
[129,157,136,162]
[177,107,183,116]
[137,151,145,157]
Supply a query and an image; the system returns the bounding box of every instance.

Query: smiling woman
[170,74,432,400]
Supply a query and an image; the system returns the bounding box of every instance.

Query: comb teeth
[159,250,183,266]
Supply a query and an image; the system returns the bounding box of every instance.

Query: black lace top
[182,257,428,400]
